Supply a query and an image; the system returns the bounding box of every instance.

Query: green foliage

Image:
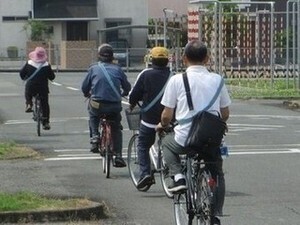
[0,192,84,211]
[23,20,51,41]
[227,79,300,99]
[0,142,15,155]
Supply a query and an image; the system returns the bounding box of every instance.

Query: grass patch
[227,78,300,99]
[0,192,92,212]
[0,141,39,160]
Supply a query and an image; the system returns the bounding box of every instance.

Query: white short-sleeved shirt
[161,65,231,146]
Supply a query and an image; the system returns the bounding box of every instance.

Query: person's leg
[88,102,101,138]
[88,102,101,152]
[136,124,156,188]
[162,133,187,192]
[205,147,225,217]
[25,85,33,112]
[40,93,50,120]
[138,124,156,177]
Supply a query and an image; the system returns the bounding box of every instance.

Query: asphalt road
[0,72,300,225]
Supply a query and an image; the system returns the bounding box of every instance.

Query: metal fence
[189,0,300,90]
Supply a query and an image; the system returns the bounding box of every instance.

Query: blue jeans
[162,133,225,215]
[137,124,156,178]
[88,100,123,155]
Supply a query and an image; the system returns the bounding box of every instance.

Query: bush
[7,46,18,58]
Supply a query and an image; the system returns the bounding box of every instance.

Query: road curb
[0,201,108,223]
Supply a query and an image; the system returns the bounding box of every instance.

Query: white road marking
[66,87,79,91]
[51,82,62,86]
[44,147,300,161]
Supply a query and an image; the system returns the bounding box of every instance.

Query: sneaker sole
[167,185,187,193]
[137,176,152,189]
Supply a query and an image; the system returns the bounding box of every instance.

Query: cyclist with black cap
[81,43,131,167]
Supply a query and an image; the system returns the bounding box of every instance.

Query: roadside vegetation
[0,192,92,212]
[0,142,95,214]
[0,141,39,160]
[227,79,300,99]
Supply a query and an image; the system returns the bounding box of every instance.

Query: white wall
[0,0,31,56]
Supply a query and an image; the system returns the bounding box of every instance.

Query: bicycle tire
[160,157,174,198]
[105,144,111,178]
[196,170,215,224]
[174,192,190,225]
[127,133,151,192]
[101,126,107,174]
[35,98,41,137]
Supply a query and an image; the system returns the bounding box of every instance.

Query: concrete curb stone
[0,201,108,224]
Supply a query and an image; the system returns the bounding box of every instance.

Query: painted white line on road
[44,148,300,161]
[66,86,79,91]
[51,82,62,86]
[45,156,101,161]
[58,154,94,157]
[54,149,88,152]
[0,93,21,97]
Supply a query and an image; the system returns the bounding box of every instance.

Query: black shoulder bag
[181,72,227,152]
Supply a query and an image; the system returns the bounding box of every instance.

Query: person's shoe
[25,105,33,113]
[114,156,127,168]
[137,175,152,189]
[212,216,221,225]
[167,178,187,193]
[90,143,100,153]
[42,123,51,130]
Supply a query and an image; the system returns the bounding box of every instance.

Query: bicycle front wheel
[160,157,174,198]
[127,133,150,192]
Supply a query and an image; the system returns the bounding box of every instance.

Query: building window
[3,16,28,21]
[67,21,88,41]
[105,20,132,43]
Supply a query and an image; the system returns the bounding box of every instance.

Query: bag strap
[178,72,225,125]
[141,71,173,113]
[98,62,121,99]
[182,72,194,110]
[26,64,43,82]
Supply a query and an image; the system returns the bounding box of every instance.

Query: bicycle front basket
[125,108,141,130]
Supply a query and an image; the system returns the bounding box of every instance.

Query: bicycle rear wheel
[174,192,190,225]
[195,170,215,224]
[35,98,42,137]
[105,145,111,178]
[127,133,151,192]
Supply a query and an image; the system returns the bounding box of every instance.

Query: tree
[23,20,52,41]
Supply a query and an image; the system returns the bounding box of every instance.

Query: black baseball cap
[98,44,113,58]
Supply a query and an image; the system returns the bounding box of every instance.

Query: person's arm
[19,63,29,80]
[81,69,92,97]
[129,74,144,108]
[156,106,174,131]
[220,106,229,122]
[120,70,131,97]
[47,64,55,81]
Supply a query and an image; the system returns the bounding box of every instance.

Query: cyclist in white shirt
[156,40,231,225]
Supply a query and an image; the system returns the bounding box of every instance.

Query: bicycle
[173,152,218,225]
[32,94,42,136]
[125,108,173,198]
[98,115,114,178]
